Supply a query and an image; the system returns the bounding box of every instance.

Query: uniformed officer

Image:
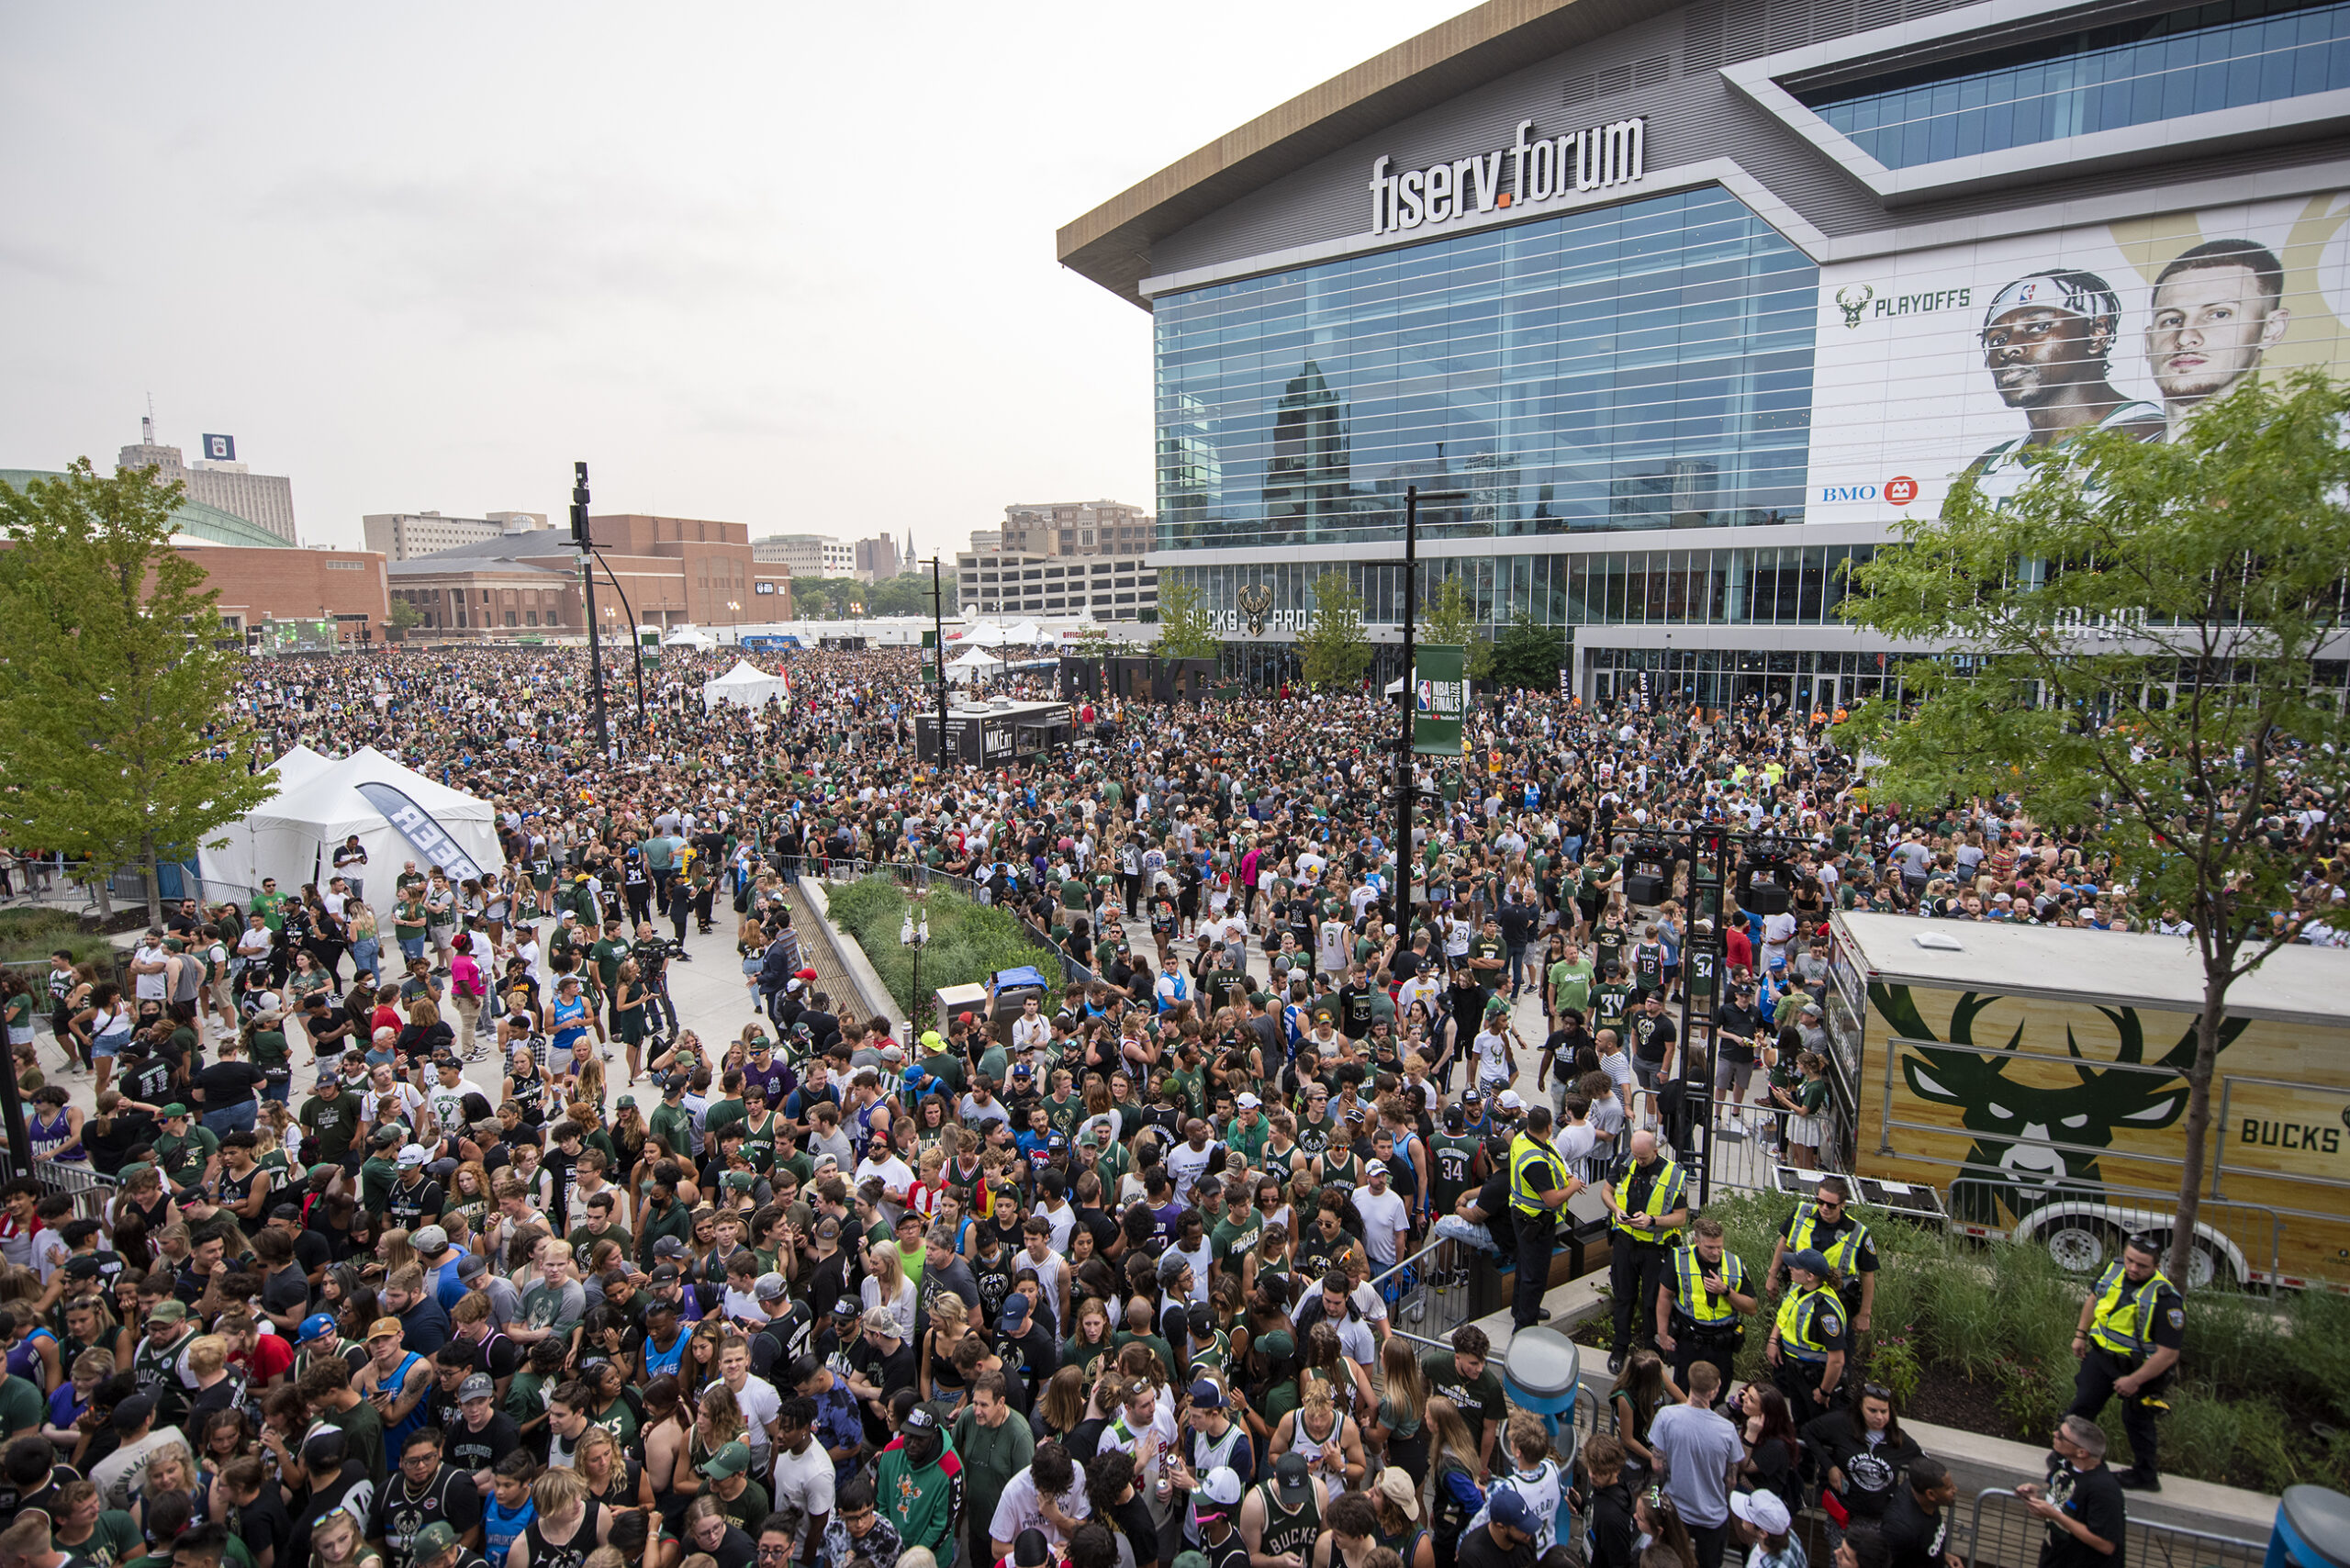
[2068,1234,2183,1492]
[1506,1105,1583,1330]
[1765,1247,1848,1415]
[1600,1128,1688,1373]
[1654,1214,1754,1405]
[1767,1175,1880,1335]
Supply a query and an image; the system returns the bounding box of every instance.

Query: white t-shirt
[990,1462,1092,1547]
[1472,1030,1513,1087]
[1033,1199,1077,1254]
[728,1372,782,1444]
[1350,1186,1410,1266]
[770,1440,837,1550]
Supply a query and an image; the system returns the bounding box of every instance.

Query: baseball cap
[1789,1248,1833,1277]
[1375,1464,1419,1518]
[397,1145,430,1169]
[111,1392,159,1430]
[411,1226,450,1255]
[298,1313,340,1344]
[1489,1490,1533,1532]
[999,1295,1032,1334]
[459,1374,496,1401]
[1497,1090,1525,1111]
[1188,1378,1225,1409]
[148,1299,188,1324]
[861,1306,901,1336]
[1198,1467,1244,1508]
[902,1406,939,1432]
[367,1316,406,1341]
[830,1297,860,1319]
[754,1272,789,1302]
[269,1203,302,1222]
[1365,1159,1388,1177]
[455,1254,489,1281]
[161,1103,189,1118]
[650,1263,683,1284]
[1731,1490,1792,1536]
[64,1256,102,1281]
[1273,1451,1313,1498]
[1462,1088,1483,1103]
[411,1524,462,1560]
[1237,1092,1260,1109]
[698,1441,752,1480]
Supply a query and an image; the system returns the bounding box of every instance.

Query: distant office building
[753,533,856,577]
[957,551,1157,621]
[968,528,1004,553]
[390,513,789,638]
[999,499,1150,558]
[364,510,552,561]
[118,418,297,543]
[853,532,910,583]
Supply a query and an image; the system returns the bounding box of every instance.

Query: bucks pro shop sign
[1370,118,1647,236]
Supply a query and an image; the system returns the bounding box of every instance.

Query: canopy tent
[197,745,505,902]
[1004,621,1046,644]
[956,622,1008,646]
[945,646,1003,683]
[701,658,792,711]
[663,626,714,649]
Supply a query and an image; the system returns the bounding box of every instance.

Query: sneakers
[1607,1351,1626,1374]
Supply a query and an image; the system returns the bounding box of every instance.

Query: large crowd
[0,640,2324,1568]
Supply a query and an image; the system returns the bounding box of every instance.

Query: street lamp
[900,898,931,1030]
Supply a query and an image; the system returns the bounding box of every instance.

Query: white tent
[663,626,713,649]
[702,658,791,711]
[1005,621,1045,644]
[957,622,1008,646]
[197,746,505,901]
[945,646,1002,683]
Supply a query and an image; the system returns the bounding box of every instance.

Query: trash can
[2269,1486,2350,1568]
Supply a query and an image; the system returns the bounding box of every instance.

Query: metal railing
[1962,1488,2264,1568]
[35,1159,117,1224]
[1367,1229,1493,1348]
[811,856,1103,992]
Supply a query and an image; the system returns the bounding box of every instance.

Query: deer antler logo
[1237,583,1273,635]
[1835,285,1874,330]
[1881,985,2248,1224]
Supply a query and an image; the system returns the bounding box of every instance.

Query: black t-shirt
[2038,1458,2127,1568]
[1882,1489,1953,1568]
[1457,1524,1537,1568]
[848,1337,918,1401]
[1713,1003,1761,1065]
[195,1059,268,1111]
[231,1480,295,1568]
[374,1463,484,1568]
[445,1412,520,1478]
[1630,1012,1677,1065]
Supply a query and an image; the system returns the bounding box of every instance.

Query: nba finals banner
[1807,191,2350,522]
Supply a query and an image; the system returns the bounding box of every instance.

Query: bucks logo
[1237,583,1273,635]
[1879,985,2247,1225]
[1835,285,1874,329]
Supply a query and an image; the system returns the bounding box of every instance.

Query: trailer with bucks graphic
[1823,912,2350,1291]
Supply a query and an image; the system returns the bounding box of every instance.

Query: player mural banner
[354,781,488,883]
[1807,191,2350,523]
[1413,644,1468,756]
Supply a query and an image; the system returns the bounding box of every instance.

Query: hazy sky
[1,3,1462,555]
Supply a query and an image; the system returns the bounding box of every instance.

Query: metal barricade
[1963,1489,2265,1568]
[1369,1230,1494,1346]
[35,1159,116,1224]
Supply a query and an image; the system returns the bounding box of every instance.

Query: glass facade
[1582,646,1909,713]
[1161,544,1875,634]
[1803,0,2350,169]
[1154,185,1817,550]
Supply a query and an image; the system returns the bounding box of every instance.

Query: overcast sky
[1,3,1462,555]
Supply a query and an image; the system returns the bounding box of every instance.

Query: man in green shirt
[589,918,632,999]
[649,1076,697,1163]
[298,1074,359,1165]
[152,1105,219,1192]
[1548,943,1595,1021]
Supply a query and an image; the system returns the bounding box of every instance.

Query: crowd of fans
[0,639,2312,1568]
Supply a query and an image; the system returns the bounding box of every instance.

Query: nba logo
[203,433,235,461]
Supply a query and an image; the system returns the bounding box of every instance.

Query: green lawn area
[823,876,1061,1020]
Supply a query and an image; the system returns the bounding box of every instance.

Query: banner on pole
[1412,645,1468,756]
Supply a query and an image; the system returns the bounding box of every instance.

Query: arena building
[1059,0,2350,707]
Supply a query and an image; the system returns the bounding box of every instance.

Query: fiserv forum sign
[1370,118,1647,236]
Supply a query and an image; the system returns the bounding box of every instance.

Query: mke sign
[1371,118,1647,236]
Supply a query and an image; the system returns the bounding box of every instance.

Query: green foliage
[386,599,422,632]
[795,586,829,619]
[1487,613,1566,691]
[1839,370,2350,1283]
[1298,570,1371,690]
[2288,1288,2350,1421]
[0,461,272,922]
[1154,578,1220,662]
[823,876,1059,1018]
[864,572,954,618]
[0,907,116,974]
[1418,576,1493,678]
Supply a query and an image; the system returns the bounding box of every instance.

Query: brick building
[386,513,789,637]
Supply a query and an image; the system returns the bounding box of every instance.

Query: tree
[865,573,945,618]
[1487,613,1566,690]
[1420,573,1494,678]
[0,460,273,923]
[1154,578,1220,661]
[386,599,423,634]
[795,585,829,620]
[1298,570,1372,690]
[1839,370,2350,1286]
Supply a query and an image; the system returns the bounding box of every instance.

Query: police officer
[1600,1128,1688,1373]
[1506,1105,1583,1330]
[1767,1175,1879,1335]
[1654,1215,1753,1406]
[2068,1234,2183,1492]
[1766,1248,1847,1416]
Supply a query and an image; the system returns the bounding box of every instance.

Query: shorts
[1633,1058,1662,1092]
[1715,1059,1755,1095]
[93,1031,130,1060]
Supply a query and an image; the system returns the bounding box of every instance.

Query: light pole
[923,556,949,765]
[901,898,931,1031]
[1396,485,1463,903]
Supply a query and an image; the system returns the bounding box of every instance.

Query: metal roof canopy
[1834,912,2350,1029]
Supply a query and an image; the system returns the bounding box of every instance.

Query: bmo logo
[1818,475,1920,506]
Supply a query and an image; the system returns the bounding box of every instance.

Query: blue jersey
[484,1497,535,1563]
